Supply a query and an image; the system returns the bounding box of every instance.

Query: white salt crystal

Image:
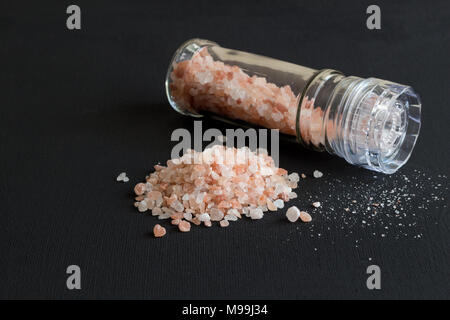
[137,200,148,213]
[210,208,224,221]
[224,214,238,221]
[286,206,300,222]
[288,172,300,182]
[313,170,323,178]
[288,192,297,199]
[273,199,284,209]
[249,208,264,220]
[116,172,128,182]
[312,202,321,208]
[198,213,211,222]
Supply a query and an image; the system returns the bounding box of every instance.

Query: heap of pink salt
[169,48,299,136]
[133,145,300,231]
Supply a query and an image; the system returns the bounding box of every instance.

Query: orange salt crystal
[299,211,312,223]
[153,224,166,238]
[178,220,191,232]
[171,219,181,225]
[134,183,146,196]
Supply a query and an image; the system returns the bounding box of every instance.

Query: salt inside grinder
[165,39,421,174]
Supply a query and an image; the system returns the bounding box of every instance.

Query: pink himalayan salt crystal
[220,220,230,227]
[299,211,312,223]
[133,145,299,230]
[134,183,146,196]
[204,220,212,227]
[178,220,191,232]
[153,224,166,238]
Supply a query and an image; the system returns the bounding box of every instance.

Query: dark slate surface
[0,0,448,299]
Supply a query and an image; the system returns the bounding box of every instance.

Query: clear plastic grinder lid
[343,79,421,174]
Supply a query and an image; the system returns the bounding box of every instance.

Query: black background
[0,0,449,299]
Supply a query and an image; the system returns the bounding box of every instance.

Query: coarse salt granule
[299,211,312,223]
[153,224,166,238]
[286,206,301,222]
[249,208,264,220]
[312,202,321,208]
[116,172,129,182]
[313,170,323,178]
[137,200,148,213]
[220,220,230,227]
[133,145,300,233]
[273,199,284,209]
[178,220,191,232]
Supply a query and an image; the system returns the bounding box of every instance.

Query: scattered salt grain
[153,224,166,238]
[116,172,128,182]
[313,170,323,178]
[299,211,312,223]
[312,202,321,208]
[286,206,300,222]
